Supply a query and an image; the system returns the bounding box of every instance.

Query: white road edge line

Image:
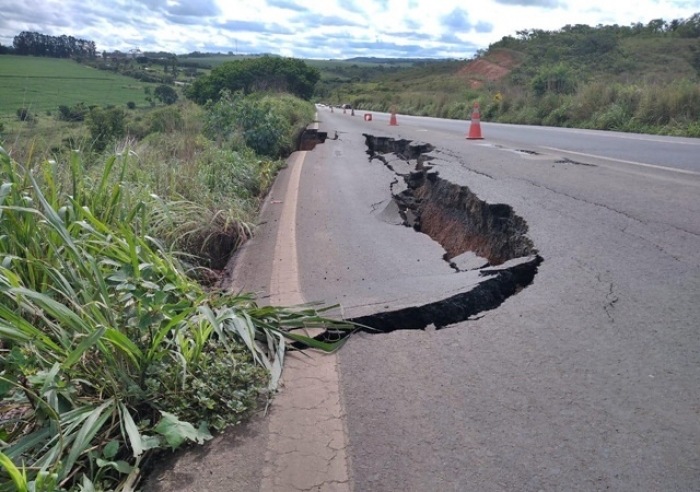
[541,146,700,177]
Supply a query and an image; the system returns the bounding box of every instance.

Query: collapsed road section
[321,135,543,337]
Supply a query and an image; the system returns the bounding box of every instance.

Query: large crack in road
[314,134,543,340]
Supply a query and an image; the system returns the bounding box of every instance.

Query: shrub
[203,90,313,157]
[127,101,136,109]
[146,105,184,134]
[593,103,630,130]
[16,107,32,121]
[530,63,578,96]
[87,106,127,152]
[58,102,89,122]
[0,146,354,492]
[154,84,179,105]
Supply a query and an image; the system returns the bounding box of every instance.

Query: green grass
[0,90,353,490]
[0,146,355,491]
[0,55,157,119]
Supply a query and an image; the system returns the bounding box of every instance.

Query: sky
[0,0,699,59]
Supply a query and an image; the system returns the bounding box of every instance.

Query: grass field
[0,55,157,119]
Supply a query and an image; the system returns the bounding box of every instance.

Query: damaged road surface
[154,110,700,492]
[295,113,700,492]
[337,134,544,334]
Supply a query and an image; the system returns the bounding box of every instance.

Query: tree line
[8,31,97,58]
[494,12,700,54]
[186,56,320,103]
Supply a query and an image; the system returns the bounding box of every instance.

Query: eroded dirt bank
[365,134,537,266]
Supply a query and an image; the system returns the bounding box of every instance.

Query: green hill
[327,14,700,137]
[0,55,158,119]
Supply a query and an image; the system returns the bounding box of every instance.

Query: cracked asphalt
[304,112,700,491]
[150,110,700,491]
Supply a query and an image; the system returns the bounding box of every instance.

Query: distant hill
[343,57,449,64]
[326,13,700,137]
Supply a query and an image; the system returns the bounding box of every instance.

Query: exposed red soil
[458,59,511,81]
[456,49,521,87]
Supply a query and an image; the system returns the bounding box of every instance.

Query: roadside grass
[328,44,700,137]
[0,55,158,120]
[0,145,354,492]
[0,90,352,490]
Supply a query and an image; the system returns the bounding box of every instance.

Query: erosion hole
[299,133,544,342]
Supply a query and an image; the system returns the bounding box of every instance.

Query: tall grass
[0,146,355,491]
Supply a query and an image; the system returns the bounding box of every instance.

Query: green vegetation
[11,31,96,58]
[0,56,156,120]
[153,84,179,105]
[203,91,313,157]
[0,145,353,491]
[186,56,320,104]
[0,54,352,490]
[329,14,700,137]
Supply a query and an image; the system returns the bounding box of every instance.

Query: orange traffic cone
[466,102,484,140]
[389,106,398,126]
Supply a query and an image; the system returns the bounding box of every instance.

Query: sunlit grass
[0,145,356,491]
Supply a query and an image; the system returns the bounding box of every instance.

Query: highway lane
[302,109,700,491]
[153,109,700,492]
[350,107,700,174]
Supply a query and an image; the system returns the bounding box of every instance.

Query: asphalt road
[358,109,700,174]
[299,109,700,491]
[154,110,700,492]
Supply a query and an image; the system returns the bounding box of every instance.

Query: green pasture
[0,55,156,118]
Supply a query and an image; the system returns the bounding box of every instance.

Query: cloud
[3,0,700,60]
[404,18,421,30]
[340,0,366,15]
[387,31,434,41]
[475,21,494,33]
[291,13,364,28]
[218,20,294,35]
[165,14,212,26]
[266,0,310,12]
[442,8,473,31]
[493,0,566,8]
[166,0,220,17]
[439,33,464,44]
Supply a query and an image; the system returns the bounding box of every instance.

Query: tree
[87,107,126,152]
[154,84,178,105]
[530,63,578,96]
[58,102,89,121]
[185,56,320,104]
[12,31,96,58]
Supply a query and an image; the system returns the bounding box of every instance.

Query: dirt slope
[457,49,522,88]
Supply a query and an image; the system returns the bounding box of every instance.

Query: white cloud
[0,0,698,58]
